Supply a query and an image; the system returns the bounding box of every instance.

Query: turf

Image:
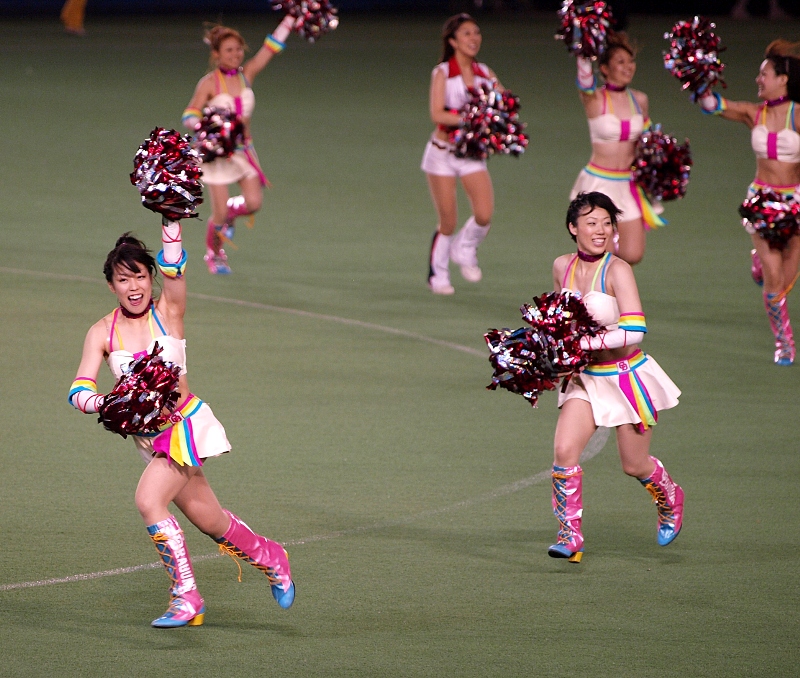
[1,11,799,677]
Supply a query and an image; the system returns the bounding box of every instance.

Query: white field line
[0,266,609,592]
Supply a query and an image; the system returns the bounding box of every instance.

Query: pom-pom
[98,342,182,438]
[130,128,203,220]
[192,107,245,163]
[270,1,339,43]
[555,1,614,61]
[739,189,800,250]
[485,291,602,407]
[663,16,726,101]
[449,84,529,161]
[632,125,692,202]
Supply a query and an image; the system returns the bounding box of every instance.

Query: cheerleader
[698,40,800,365]
[68,220,295,627]
[421,13,502,295]
[183,15,296,274]
[549,191,683,562]
[571,31,665,265]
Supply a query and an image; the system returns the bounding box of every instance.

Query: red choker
[577,250,604,262]
[119,300,152,319]
[219,67,239,76]
[605,82,627,92]
[766,95,789,107]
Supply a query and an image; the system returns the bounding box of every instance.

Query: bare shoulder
[605,255,636,294]
[552,253,574,283]
[86,314,112,350]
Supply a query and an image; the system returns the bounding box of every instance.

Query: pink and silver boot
[639,457,684,546]
[204,221,232,275]
[215,510,295,609]
[764,292,795,365]
[548,465,584,562]
[147,516,205,628]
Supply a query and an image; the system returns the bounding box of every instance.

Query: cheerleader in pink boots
[549,192,683,562]
[182,14,296,274]
[68,219,295,627]
[697,40,800,366]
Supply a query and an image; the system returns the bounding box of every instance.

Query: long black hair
[103,232,156,283]
[440,13,477,63]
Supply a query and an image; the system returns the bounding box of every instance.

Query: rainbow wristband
[182,107,202,126]
[618,312,647,333]
[264,34,286,54]
[157,249,188,279]
[69,377,97,407]
[576,75,597,95]
[701,92,728,116]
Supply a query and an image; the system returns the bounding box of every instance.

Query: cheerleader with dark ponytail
[697,40,800,366]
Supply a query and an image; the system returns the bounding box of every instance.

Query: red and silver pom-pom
[485,291,602,407]
[633,125,692,202]
[449,84,529,161]
[270,1,339,42]
[663,16,726,101]
[555,1,614,61]
[130,128,203,220]
[98,342,182,438]
[739,189,800,250]
[192,107,245,163]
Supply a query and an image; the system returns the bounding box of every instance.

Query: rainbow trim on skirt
[584,349,658,432]
[150,394,204,467]
[584,162,667,230]
[750,179,797,198]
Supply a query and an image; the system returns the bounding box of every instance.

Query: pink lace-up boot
[639,457,684,546]
[147,516,205,628]
[548,465,584,562]
[764,292,795,365]
[204,221,231,275]
[215,510,295,609]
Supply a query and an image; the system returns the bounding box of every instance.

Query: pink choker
[766,95,789,107]
[605,82,627,92]
[119,300,152,319]
[219,67,239,76]
[577,250,604,262]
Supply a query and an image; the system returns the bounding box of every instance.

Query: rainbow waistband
[584,162,631,181]
[750,179,797,197]
[584,350,657,432]
[138,394,205,467]
[584,163,667,230]
[584,349,648,376]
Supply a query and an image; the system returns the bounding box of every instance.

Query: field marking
[0,428,609,592]
[0,265,609,591]
[0,267,485,357]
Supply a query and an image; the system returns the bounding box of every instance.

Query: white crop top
[433,57,495,113]
[751,102,800,164]
[561,252,620,329]
[588,88,646,145]
[106,306,187,380]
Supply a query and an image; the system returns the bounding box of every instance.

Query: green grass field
[1,11,799,677]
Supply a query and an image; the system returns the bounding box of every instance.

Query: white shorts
[420,137,487,177]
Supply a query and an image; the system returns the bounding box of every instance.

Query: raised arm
[154,220,187,338]
[242,14,296,84]
[697,91,760,127]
